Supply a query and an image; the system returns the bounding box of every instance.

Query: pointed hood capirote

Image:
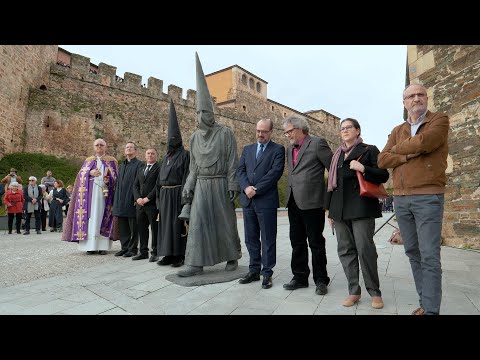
[195,52,215,128]
[167,98,183,154]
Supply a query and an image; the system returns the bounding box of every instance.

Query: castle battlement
[52,52,197,106]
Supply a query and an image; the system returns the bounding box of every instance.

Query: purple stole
[62,155,118,242]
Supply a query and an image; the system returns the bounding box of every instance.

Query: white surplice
[79,156,112,251]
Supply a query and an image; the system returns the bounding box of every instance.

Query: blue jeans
[394,194,444,315]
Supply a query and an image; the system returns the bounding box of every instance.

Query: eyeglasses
[256,130,272,134]
[284,128,296,136]
[404,93,426,100]
[340,125,355,132]
[29,180,35,181]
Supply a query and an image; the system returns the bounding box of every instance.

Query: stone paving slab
[1,212,480,315]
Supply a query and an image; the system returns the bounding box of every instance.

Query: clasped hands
[244,186,256,199]
[136,197,150,206]
[89,169,109,185]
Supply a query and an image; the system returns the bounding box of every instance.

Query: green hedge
[0,153,83,215]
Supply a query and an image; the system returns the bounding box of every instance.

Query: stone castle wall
[21,51,340,162]
[0,45,58,157]
[408,45,480,249]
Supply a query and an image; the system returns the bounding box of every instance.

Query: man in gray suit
[283,115,333,295]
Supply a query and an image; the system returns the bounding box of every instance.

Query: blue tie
[256,144,264,160]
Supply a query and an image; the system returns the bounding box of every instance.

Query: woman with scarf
[325,118,389,310]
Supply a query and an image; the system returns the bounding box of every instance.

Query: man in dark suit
[112,142,143,257]
[283,115,333,295]
[133,148,160,262]
[237,118,285,289]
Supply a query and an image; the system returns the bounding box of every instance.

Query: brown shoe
[342,295,361,307]
[371,296,384,309]
[411,307,425,315]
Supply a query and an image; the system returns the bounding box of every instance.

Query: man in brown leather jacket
[378,83,449,315]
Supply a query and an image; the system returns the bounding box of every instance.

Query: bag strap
[356,145,368,161]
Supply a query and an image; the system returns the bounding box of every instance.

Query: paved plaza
[1,212,479,315]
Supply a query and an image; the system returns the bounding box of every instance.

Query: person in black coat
[48,180,68,232]
[133,149,160,262]
[112,142,143,257]
[325,118,389,310]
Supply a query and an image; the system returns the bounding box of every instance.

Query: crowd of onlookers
[0,169,72,234]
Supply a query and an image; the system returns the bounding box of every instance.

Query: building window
[39,85,47,90]
[243,105,247,112]
[95,113,102,120]
[241,74,247,86]
[271,106,274,111]
[283,112,287,118]
[249,78,254,89]
[256,82,261,93]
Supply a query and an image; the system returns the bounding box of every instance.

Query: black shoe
[115,249,128,257]
[132,254,149,261]
[239,272,260,284]
[16,231,21,234]
[23,231,30,235]
[149,255,159,263]
[36,230,41,234]
[98,250,108,255]
[262,276,273,289]
[8,231,12,234]
[157,256,174,266]
[171,257,184,267]
[123,251,136,257]
[283,279,308,290]
[86,251,97,255]
[315,282,328,295]
[42,228,46,231]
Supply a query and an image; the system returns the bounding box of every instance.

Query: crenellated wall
[408,45,480,249]
[20,48,340,162]
[2,46,341,186]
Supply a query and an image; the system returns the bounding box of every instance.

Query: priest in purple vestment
[62,138,119,255]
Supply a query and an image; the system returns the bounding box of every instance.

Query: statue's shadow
[165,263,249,287]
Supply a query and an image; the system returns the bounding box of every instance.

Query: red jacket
[4,190,24,213]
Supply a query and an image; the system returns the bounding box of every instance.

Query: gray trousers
[394,194,444,315]
[335,218,381,297]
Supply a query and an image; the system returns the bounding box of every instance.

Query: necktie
[256,144,264,160]
[144,164,151,176]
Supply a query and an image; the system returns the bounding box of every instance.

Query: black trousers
[25,210,41,231]
[41,209,48,230]
[8,213,22,233]
[136,205,159,256]
[118,216,139,252]
[287,195,329,286]
[49,203,63,229]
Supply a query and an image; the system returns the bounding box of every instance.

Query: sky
[61,45,408,149]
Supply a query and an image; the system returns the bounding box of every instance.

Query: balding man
[378,84,449,315]
[236,118,285,289]
[62,138,119,255]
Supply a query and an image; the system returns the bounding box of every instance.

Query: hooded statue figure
[177,52,242,277]
[155,98,190,268]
